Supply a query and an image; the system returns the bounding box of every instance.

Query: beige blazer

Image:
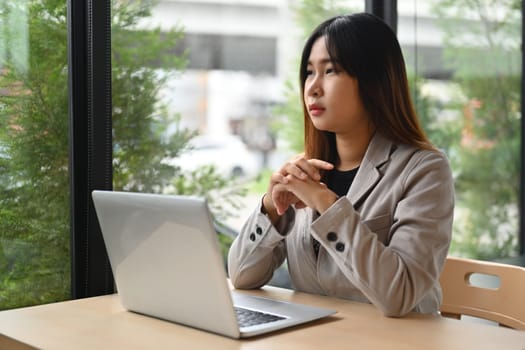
[228,133,455,316]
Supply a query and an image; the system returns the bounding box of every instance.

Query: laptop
[91,190,336,338]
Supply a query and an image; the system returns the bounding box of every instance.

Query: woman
[228,13,454,317]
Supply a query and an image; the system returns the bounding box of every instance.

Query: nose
[306,75,322,98]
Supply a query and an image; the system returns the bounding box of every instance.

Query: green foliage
[247,168,272,194]
[433,0,521,259]
[405,68,462,154]
[217,229,234,267]
[111,0,191,193]
[0,0,70,310]
[170,165,247,224]
[0,0,244,310]
[272,79,304,153]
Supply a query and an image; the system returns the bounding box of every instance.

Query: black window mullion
[68,0,114,299]
[365,0,397,33]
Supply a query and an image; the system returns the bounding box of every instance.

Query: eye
[326,67,339,75]
[305,69,313,77]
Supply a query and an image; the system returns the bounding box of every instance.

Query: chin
[311,119,325,129]
[312,122,335,133]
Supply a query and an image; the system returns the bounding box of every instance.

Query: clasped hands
[262,155,339,220]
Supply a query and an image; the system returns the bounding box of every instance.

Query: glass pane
[0,0,70,309]
[398,0,521,259]
[111,0,364,287]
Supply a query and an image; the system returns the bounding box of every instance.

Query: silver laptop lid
[92,190,241,338]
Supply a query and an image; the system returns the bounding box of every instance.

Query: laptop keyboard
[234,307,286,327]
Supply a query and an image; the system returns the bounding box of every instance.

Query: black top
[312,167,359,257]
[325,167,359,197]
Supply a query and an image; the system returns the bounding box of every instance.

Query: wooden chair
[439,256,525,331]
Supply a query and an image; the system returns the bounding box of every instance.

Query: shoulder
[365,133,452,181]
[392,145,454,188]
[397,145,450,167]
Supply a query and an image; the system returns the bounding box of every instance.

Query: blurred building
[145,1,449,157]
[143,0,298,143]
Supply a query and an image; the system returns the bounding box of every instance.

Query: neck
[335,129,375,171]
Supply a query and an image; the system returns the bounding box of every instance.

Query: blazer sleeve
[310,151,454,317]
[227,197,295,289]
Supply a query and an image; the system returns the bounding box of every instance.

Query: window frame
[68,0,114,298]
[66,0,524,299]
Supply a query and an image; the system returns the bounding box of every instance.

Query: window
[111,0,365,289]
[0,0,70,309]
[398,0,522,259]
[2,0,522,310]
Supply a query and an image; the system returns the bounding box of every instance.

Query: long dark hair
[299,13,434,166]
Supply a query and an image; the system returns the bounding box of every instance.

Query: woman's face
[303,36,370,137]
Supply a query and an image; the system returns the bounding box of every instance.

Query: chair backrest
[439,256,525,331]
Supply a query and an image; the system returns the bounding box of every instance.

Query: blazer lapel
[347,133,393,208]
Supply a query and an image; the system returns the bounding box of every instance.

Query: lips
[308,104,325,116]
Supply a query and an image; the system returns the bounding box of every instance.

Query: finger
[275,196,291,215]
[282,161,309,180]
[272,186,290,215]
[270,171,288,184]
[294,201,307,209]
[292,157,333,181]
[308,159,334,171]
[294,157,319,180]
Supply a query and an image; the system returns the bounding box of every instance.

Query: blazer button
[327,232,338,242]
[335,242,345,252]
[256,226,263,235]
[249,233,256,241]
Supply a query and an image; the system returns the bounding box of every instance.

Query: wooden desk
[1,286,524,350]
